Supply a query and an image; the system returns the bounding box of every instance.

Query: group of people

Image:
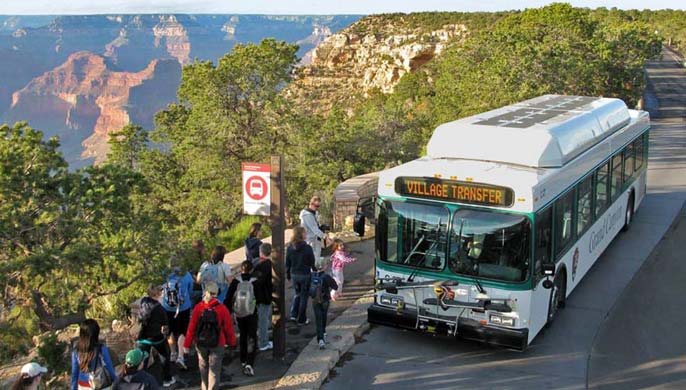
[288,196,356,348]
[14,194,356,390]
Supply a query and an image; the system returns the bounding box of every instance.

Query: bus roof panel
[426,95,630,168]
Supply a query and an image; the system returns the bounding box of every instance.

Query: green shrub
[214,216,271,252]
[37,333,69,374]
[0,322,31,364]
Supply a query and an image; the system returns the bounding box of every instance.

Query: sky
[0,0,684,15]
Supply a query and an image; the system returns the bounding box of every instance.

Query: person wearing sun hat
[10,362,47,390]
[112,348,159,390]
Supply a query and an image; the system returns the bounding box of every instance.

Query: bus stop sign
[242,162,270,216]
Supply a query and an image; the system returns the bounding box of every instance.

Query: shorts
[166,308,191,338]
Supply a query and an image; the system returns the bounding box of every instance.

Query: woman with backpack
[226,260,259,376]
[197,246,232,304]
[71,319,117,390]
[184,281,236,390]
[161,257,194,370]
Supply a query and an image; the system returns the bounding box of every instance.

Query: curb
[273,292,374,390]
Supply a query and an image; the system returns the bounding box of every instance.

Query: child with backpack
[310,257,338,349]
[184,282,236,390]
[161,257,194,370]
[329,239,356,301]
[226,260,258,376]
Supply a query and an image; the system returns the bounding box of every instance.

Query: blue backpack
[309,272,327,304]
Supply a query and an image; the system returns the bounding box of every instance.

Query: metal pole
[270,155,286,359]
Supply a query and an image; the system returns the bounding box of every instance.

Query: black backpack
[309,272,326,304]
[137,297,159,325]
[196,303,221,348]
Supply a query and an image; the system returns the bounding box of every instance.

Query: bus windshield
[376,201,449,270]
[448,209,530,282]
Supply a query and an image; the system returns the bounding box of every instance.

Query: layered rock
[290,18,467,113]
[153,15,191,64]
[9,52,181,165]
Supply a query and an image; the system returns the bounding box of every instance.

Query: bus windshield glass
[377,201,449,270]
[448,209,530,282]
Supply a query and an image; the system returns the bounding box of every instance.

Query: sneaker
[259,341,274,351]
[163,377,176,387]
[243,364,255,376]
[318,339,326,349]
[289,316,297,322]
[297,318,310,326]
[170,352,178,362]
[176,356,187,371]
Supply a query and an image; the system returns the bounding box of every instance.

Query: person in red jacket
[184,282,236,390]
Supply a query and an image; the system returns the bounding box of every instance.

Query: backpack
[200,262,223,290]
[233,278,257,318]
[309,272,326,304]
[137,297,159,325]
[196,303,221,348]
[163,276,183,309]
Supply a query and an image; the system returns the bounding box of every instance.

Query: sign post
[242,163,271,216]
[269,155,286,359]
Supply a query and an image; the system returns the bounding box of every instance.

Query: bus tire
[622,192,634,232]
[546,271,566,326]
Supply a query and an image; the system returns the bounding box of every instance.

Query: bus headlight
[379,295,404,309]
[489,314,515,327]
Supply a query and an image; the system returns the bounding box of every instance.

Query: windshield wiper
[407,218,442,282]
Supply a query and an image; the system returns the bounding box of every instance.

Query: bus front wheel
[622,193,634,232]
[546,272,566,326]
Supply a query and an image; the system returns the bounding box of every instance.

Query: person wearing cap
[184,281,236,390]
[112,349,159,390]
[10,362,47,390]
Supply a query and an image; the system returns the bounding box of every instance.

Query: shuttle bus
[367,95,649,350]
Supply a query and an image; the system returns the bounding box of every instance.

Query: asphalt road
[322,49,686,390]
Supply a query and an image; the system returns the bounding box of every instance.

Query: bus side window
[595,161,610,218]
[610,153,622,200]
[634,137,644,171]
[534,206,553,276]
[554,188,575,259]
[576,174,593,236]
[623,143,634,183]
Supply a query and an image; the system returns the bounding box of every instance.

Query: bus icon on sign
[250,180,263,197]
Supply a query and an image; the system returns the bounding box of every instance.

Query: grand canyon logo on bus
[572,247,580,281]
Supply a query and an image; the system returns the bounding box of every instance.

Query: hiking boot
[318,339,326,349]
[243,364,255,376]
[163,377,176,387]
[259,341,273,351]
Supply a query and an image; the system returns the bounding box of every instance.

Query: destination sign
[395,177,514,207]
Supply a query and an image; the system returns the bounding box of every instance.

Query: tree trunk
[31,290,87,331]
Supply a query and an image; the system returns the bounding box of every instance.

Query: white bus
[366,95,649,350]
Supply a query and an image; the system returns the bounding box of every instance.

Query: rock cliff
[290,16,467,113]
[9,52,181,164]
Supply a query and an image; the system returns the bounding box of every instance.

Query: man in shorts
[161,257,195,370]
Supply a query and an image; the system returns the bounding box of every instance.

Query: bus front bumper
[367,303,529,351]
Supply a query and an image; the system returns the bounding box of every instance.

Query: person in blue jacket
[161,256,195,370]
[71,319,117,390]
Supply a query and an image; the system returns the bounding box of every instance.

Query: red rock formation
[11,51,164,163]
[153,15,190,64]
